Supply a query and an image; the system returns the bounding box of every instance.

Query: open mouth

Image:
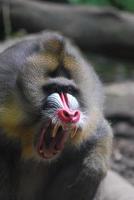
[36,120,78,159]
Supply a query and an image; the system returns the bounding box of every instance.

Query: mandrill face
[37,92,83,159]
[0,32,103,161]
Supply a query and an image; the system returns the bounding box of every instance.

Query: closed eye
[42,83,79,96]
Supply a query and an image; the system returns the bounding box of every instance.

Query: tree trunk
[1,0,134,60]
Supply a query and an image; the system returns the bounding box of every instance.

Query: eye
[43,84,59,95]
[43,83,79,96]
[67,86,73,94]
[67,86,78,96]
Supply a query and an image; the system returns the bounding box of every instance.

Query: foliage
[118,0,134,11]
[69,0,134,12]
[69,0,110,5]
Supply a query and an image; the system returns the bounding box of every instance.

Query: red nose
[58,109,80,123]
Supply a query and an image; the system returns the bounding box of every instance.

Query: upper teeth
[51,122,78,139]
[51,122,60,138]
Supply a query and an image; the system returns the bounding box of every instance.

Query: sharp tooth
[71,127,78,138]
[52,122,59,138]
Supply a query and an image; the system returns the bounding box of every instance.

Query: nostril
[62,110,70,118]
[58,109,80,123]
[58,110,71,123]
[74,111,79,117]
[72,111,80,123]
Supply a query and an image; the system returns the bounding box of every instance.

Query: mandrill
[0,31,112,200]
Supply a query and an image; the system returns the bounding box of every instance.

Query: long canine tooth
[71,127,78,138]
[52,122,59,138]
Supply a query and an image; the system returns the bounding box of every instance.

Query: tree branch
[1,0,134,59]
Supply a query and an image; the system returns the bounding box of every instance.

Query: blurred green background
[69,0,134,12]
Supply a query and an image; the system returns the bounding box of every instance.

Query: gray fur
[0,31,112,200]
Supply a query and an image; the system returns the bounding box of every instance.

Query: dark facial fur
[0,31,112,200]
